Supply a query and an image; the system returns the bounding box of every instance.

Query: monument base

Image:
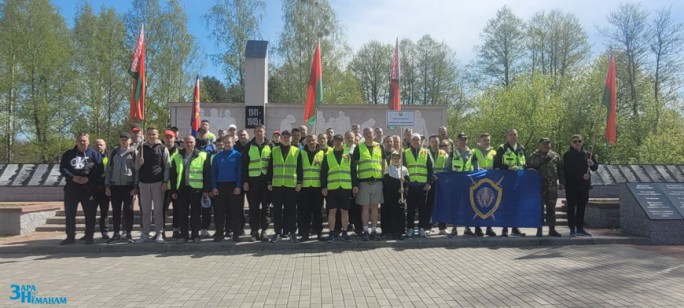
[619,184,684,244]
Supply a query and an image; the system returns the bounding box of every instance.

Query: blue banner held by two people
[432,170,543,228]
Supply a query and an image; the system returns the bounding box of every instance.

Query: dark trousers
[164,190,178,230]
[247,180,271,232]
[95,191,110,233]
[176,186,202,239]
[349,201,363,233]
[214,182,243,238]
[566,185,589,231]
[407,186,430,230]
[64,186,97,239]
[110,185,134,234]
[382,187,405,235]
[201,204,212,230]
[271,187,297,235]
[298,187,323,236]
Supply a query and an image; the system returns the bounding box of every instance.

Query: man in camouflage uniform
[527,138,565,237]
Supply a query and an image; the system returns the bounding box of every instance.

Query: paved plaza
[1,244,683,307]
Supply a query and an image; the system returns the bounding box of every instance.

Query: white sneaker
[200,229,210,237]
[439,229,448,235]
[155,234,164,243]
[135,234,149,244]
[407,228,414,237]
[419,228,426,238]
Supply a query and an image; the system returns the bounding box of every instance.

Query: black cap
[539,137,551,144]
[457,132,468,139]
[280,130,291,136]
[119,132,132,139]
[333,134,344,141]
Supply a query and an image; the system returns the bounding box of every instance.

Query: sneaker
[172,228,181,238]
[60,237,76,245]
[107,233,121,244]
[419,228,426,238]
[424,229,431,236]
[135,234,149,244]
[501,227,509,237]
[463,227,475,236]
[200,229,210,238]
[475,227,484,237]
[449,228,457,238]
[301,235,310,241]
[260,231,268,242]
[85,237,95,245]
[250,231,259,242]
[213,236,224,242]
[511,228,526,237]
[548,229,562,237]
[270,234,281,243]
[438,229,448,235]
[317,232,323,241]
[536,228,543,237]
[101,232,110,240]
[125,233,133,242]
[290,233,299,243]
[370,231,378,241]
[327,233,335,243]
[155,234,165,244]
[577,229,592,237]
[362,232,370,241]
[193,237,201,243]
[232,235,240,242]
[570,231,577,237]
[342,232,351,242]
[485,228,497,237]
[406,228,415,238]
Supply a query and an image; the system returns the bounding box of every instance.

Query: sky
[54,0,684,82]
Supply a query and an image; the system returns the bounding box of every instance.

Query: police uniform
[493,141,527,237]
[267,140,302,242]
[170,149,211,241]
[527,138,565,237]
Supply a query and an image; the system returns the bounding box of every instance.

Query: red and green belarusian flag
[191,75,201,137]
[304,41,322,126]
[603,54,617,145]
[389,38,400,111]
[129,25,145,122]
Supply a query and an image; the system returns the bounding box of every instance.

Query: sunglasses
[572,140,583,144]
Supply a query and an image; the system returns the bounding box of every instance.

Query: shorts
[326,189,351,210]
[356,181,384,205]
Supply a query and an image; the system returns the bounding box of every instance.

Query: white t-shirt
[385,165,409,180]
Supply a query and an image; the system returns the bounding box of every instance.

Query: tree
[648,6,683,131]
[72,3,128,142]
[476,6,526,87]
[201,76,229,103]
[125,0,200,128]
[205,0,265,91]
[349,40,392,104]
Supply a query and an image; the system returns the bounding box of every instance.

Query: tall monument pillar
[244,40,268,128]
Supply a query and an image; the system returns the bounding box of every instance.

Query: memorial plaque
[245,106,264,128]
[594,166,612,185]
[630,165,652,182]
[654,165,675,182]
[45,164,64,186]
[627,183,683,220]
[607,165,628,183]
[11,164,34,186]
[666,165,684,182]
[0,164,19,186]
[642,165,664,182]
[27,164,50,186]
[660,183,684,217]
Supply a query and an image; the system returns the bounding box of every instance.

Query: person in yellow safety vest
[320,134,358,242]
[445,133,483,238]
[353,127,387,241]
[493,128,527,237]
[427,135,449,236]
[93,139,111,240]
[469,132,498,237]
[341,130,363,236]
[266,130,302,243]
[170,135,211,243]
[298,135,325,241]
[241,125,274,242]
[403,133,434,238]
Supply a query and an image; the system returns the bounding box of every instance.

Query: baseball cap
[272,130,281,135]
[280,130,291,136]
[333,134,344,141]
[539,137,551,144]
[130,123,141,133]
[228,124,237,130]
[457,132,468,139]
[119,132,132,139]
[163,130,175,138]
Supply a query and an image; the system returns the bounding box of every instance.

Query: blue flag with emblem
[433,170,543,227]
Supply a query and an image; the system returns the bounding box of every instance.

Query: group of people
[59,119,599,245]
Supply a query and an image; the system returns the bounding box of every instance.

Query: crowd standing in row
[59,120,598,245]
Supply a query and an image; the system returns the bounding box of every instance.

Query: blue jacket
[211,149,242,189]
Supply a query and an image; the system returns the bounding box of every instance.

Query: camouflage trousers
[541,186,558,226]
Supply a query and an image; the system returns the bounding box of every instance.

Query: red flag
[304,41,322,126]
[389,38,400,111]
[603,54,617,145]
[129,25,145,121]
[191,75,200,137]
